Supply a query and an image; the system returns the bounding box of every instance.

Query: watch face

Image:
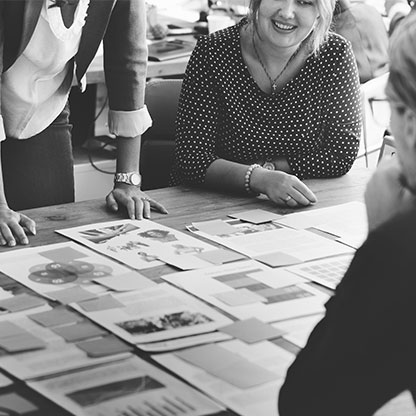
[129,173,141,186]
[263,161,275,171]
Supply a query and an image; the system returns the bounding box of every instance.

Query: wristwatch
[262,161,276,171]
[114,171,142,186]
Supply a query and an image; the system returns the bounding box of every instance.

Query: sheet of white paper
[58,219,217,271]
[189,220,353,263]
[93,272,156,292]
[137,331,232,353]
[277,314,325,348]
[0,372,13,388]
[29,356,224,416]
[163,260,329,322]
[285,254,354,290]
[154,339,295,416]
[71,283,233,347]
[276,202,368,249]
[0,242,138,300]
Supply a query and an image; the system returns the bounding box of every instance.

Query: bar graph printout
[29,356,224,416]
[154,339,295,416]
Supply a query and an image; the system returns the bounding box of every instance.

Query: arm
[288,39,362,179]
[0,6,35,246]
[103,0,167,219]
[279,224,416,415]
[175,37,316,206]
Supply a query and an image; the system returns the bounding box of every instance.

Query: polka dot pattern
[171,18,362,185]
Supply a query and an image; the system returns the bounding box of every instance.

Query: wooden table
[2,167,416,415]
[11,167,371,250]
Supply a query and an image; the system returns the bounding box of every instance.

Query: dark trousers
[1,104,75,211]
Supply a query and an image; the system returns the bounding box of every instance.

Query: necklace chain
[252,31,301,94]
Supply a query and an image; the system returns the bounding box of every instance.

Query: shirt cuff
[0,117,6,142]
[108,105,153,137]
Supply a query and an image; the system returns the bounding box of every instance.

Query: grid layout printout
[29,356,224,416]
[285,254,355,290]
[0,314,132,380]
[58,219,218,271]
[70,283,233,348]
[154,339,295,416]
[162,260,329,322]
[0,242,148,301]
[188,217,353,267]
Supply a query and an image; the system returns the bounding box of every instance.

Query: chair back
[140,78,183,190]
[359,72,390,166]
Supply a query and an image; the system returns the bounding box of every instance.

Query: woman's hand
[106,184,168,219]
[365,158,416,232]
[250,169,317,207]
[0,204,36,246]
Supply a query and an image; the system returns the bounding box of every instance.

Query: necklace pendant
[271,83,278,93]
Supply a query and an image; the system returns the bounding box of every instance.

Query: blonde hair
[247,0,336,55]
[386,12,416,113]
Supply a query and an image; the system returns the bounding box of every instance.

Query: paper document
[71,283,233,347]
[29,356,224,416]
[154,339,295,416]
[188,218,353,266]
[58,219,217,270]
[163,260,329,322]
[285,254,354,290]
[276,202,368,249]
[0,242,148,300]
[0,314,131,380]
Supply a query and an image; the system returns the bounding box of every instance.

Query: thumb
[106,192,119,212]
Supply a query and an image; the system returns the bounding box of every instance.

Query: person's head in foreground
[385,12,416,193]
[278,11,416,416]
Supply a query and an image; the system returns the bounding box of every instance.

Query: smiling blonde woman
[171,0,362,208]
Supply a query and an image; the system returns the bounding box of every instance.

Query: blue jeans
[2,104,75,210]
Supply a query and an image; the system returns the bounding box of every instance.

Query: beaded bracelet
[244,164,261,195]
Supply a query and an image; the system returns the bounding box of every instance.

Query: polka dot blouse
[171,18,362,185]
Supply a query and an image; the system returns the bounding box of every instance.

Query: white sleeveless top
[1,0,90,140]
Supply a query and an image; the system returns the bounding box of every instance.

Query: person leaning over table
[279,12,416,416]
[0,0,167,248]
[170,0,362,208]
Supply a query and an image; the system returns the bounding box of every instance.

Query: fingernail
[8,241,16,247]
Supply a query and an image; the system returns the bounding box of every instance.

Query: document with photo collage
[58,219,218,271]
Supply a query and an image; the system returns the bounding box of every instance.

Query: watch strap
[114,171,142,186]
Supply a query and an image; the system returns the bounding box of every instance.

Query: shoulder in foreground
[371,209,416,246]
